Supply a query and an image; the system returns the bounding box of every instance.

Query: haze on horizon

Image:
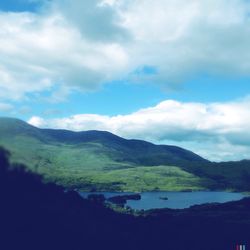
[0,0,250,161]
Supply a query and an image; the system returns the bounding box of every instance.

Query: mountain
[0,117,207,165]
[0,117,250,191]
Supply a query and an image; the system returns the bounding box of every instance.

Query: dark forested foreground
[1,147,250,250]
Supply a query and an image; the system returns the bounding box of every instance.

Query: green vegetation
[0,134,207,191]
[0,117,250,192]
[77,166,207,192]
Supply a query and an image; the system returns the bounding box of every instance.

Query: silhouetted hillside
[1,147,250,250]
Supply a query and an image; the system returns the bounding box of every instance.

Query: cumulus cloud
[0,10,129,101]
[28,97,250,161]
[50,0,129,42]
[120,0,250,84]
[1,0,250,100]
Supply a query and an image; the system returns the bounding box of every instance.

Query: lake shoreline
[79,190,249,210]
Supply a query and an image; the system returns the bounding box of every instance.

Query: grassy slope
[0,133,208,191]
[0,117,249,192]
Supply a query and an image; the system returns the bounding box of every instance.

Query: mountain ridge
[0,117,250,192]
[0,117,208,165]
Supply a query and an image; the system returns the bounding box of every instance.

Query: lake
[79,191,248,210]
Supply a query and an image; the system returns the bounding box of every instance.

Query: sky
[1,0,250,161]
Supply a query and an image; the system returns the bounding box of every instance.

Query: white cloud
[29,116,46,127]
[119,0,250,84]
[28,97,250,161]
[1,0,250,100]
[0,10,129,101]
[50,0,129,42]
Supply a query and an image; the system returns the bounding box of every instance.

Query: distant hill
[0,117,250,191]
[0,117,207,165]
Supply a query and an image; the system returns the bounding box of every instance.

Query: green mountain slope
[0,117,249,191]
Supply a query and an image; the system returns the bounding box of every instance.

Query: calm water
[79,191,248,210]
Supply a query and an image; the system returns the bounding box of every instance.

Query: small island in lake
[107,194,141,206]
[159,196,169,200]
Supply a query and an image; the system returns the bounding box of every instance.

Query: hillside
[1,147,250,250]
[0,117,250,191]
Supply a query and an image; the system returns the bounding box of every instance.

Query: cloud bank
[29,97,250,161]
[1,0,250,100]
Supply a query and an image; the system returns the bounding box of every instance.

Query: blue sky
[3,75,250,120]
[0,0,42,12]
[1,0,250,161]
